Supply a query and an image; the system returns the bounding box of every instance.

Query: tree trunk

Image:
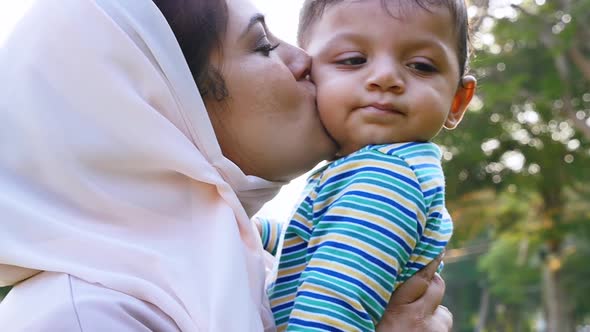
[475,286,490,332]
[568,46,590,82]
[542,251,573,332]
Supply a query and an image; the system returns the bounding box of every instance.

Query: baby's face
[305,0,469,156]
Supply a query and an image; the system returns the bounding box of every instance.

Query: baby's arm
[254,217,283,256]
[285,154,426,331]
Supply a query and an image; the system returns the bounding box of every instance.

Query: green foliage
[478,235,541,306]
[442,257,484,332]
[561,240,590,322]
[440,0,590,329]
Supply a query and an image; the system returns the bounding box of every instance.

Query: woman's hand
[376,254,452,332]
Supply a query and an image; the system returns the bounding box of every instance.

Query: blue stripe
[437,228,453,235]
[349,190,417,218]
[262,221,270,248]
[429,212,443,219]
[282,242,308,254]
[290,220,310,235]
[314,189,418,221]
[297,290,371,320]
[407,261,427,270]
[319,216,414,253]
[423,187,442,197]
[317,165,421,193]
[276,272,303,284]
[384,142,420,154]
[316,169,358,192]
[272,301,294,313]
[405,150,439,159]
[289,318,345,332]
[412,163,439,169]
[307,240,400,277]
[305,266,388,307]
[421,237,448,246]
[362,167,421,190]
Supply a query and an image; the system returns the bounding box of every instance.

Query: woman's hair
[298,0,471,78]
[153,0,229,100]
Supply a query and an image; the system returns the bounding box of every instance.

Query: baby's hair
[298,0,471,78]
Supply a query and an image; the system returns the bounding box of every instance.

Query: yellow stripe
[308,232,406,269]
[270,292,296,308]
[297,282,366,313]
[291,307,356,330]
[283,235,303,247]
[305,257,390,300]
[275,265,306,279]
[318,205,419,246]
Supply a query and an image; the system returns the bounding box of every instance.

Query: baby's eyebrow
[404,38,447,51]
[313,32,365,56]
[323,32,365,46]
[401,38,455,62]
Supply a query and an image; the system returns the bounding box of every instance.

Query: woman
[0,0,451,330]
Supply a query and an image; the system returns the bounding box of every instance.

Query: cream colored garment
[0,272,181,331]
[0,0,283,330]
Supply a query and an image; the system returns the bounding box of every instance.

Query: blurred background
[2,0,590,331]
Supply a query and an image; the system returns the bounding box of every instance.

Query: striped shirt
[262,142,452,331]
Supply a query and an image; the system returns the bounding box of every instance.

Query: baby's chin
[334,142,369,157]
[334,136,427,157]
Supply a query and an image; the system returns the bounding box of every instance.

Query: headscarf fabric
[0,0,282,330]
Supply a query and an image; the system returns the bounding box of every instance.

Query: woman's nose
[366,61,405,93]
[278,43,311,81]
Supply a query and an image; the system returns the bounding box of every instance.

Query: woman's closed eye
[254,35,280,57]
[408,61,438,74]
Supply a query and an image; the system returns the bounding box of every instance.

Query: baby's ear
[444,75,477,129]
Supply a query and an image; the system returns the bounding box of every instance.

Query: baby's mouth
[360,103,406,116]
[365,103,406,115]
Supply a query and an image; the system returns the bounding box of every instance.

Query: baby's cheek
[317,79,348,109]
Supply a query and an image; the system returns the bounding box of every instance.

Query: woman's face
[204,0,337,182]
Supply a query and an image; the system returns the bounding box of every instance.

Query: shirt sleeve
[256,217,284,256]
[285,153,426,331]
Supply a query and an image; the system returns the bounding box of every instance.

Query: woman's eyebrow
[240,13,266,40]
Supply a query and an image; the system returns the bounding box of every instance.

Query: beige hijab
[0,0,283,330]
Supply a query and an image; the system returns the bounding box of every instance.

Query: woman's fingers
[422,272,446,313]
[376,282,452,332]
[430,305,453,332]
[388,252,444,305]
[421,251,445,279]
[376,252,451,331]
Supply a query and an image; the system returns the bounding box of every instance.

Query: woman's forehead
[225,0,262,36]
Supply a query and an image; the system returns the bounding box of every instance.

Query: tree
[437,0,590,330]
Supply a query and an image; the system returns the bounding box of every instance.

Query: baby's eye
[336,57,366,66]
[408,62,438,73]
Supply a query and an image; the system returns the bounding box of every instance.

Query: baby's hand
[253,217,284,256]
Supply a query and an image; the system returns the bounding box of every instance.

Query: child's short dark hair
[298,0,471,78]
